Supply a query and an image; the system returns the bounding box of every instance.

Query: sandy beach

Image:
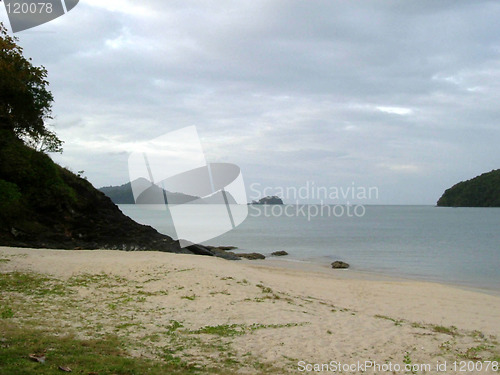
[1,246,499,374]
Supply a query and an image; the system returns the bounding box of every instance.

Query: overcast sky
[2,0,500,204]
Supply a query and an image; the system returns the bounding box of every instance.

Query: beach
[1,246,499,374]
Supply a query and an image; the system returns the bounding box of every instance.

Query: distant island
[100,178,237,205]
[437,169,500,207]
[251,196,284,205]
[100,178,199,205]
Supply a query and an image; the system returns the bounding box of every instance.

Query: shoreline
[1,246,500,374]
[244,257,500,297]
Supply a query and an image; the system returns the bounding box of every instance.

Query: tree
[0,22,62,152]
[20,127,63,153]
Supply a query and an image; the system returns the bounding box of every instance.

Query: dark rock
[207,247,241,260]
[251,196,284,205]
[214,251,242,261]
[186,244,214,257]
[218,246,238,250]
[271,251,288,256]
[331,261,349,269]
[238,252,266,260]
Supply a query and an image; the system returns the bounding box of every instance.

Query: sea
[119,205,500,292]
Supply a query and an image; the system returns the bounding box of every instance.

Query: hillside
[100,178,238,205]
[437,169,500,207]
[99,178,199,205]
[0,134,185,251]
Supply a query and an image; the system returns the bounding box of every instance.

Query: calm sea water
[119,205,500,291]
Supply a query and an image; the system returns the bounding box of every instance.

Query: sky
[1,0,500,204]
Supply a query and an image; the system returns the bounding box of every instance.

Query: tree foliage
[0,22,62,152]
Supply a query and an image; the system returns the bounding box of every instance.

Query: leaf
[28,353,46,363]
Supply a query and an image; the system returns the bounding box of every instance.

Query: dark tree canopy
[437,169,500,207]
[0,22,62,152]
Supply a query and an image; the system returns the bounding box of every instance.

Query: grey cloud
[7,0,500,203]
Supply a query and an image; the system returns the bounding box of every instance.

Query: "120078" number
[5,2,53,14]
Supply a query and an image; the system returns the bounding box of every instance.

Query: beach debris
[28,353,46,363]
[271,251,288,256]
[237,252,266,260]
[58,366,72,372]
[331,261,349,269]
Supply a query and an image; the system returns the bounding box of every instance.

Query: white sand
[1,246,499,374]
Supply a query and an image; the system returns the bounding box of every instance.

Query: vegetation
[437,169,500,207]
[0,268,287,374]
[0,23,74,231]
[0,321,204,375]
[0,23,62,153]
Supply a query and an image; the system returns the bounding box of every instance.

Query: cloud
[4,0,500,204]
[376,106,413,116]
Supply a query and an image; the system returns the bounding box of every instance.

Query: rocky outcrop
[237,252,266,260]
[207,247,242,260]
[271,251,288,256]
[331,261,349,269]
[207,245,238,251]
[251,196,284,205]
[206,247,266,260]
[0,162,184,252]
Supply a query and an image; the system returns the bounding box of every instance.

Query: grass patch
[433,325,458,336]
[209,290,231,296]
[192,324,245,337]
[0,320,203,374]
[0,258,10,263]
[176,268,194,273]
[374,314,403,326]
[1,307,14,319]
[68,273,127,288]
[461,344,494,360]
[191,322,308,337]
[256,284,273,294]
[166,320,184,334]
[0,272,67,297]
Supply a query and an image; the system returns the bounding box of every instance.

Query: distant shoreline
[242,256,500,297]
